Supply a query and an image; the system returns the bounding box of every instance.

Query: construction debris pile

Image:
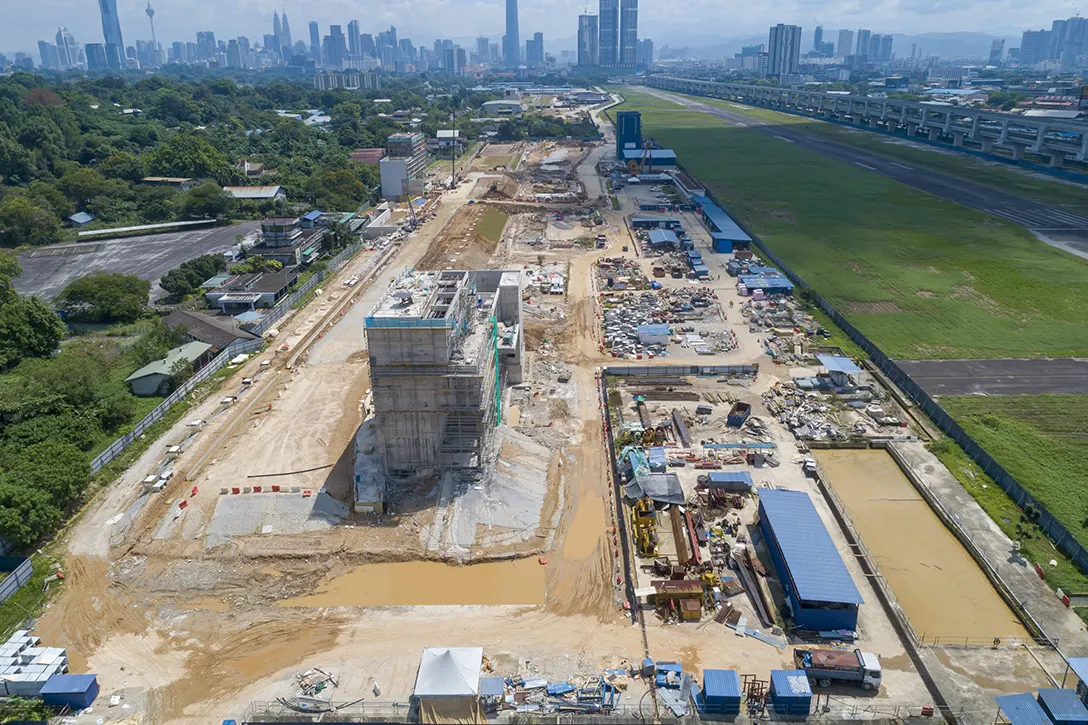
[482,671,627,715]
[601,288,734,358]
[741,299,830,365]
[596,257,649,290]
[277,669,343,714]
[763,379,904,442]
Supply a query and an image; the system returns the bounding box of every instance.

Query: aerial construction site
[23,93,1088,725]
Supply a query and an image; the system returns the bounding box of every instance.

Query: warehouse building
[757,488,864,632]
[620,148,678,167]
[738,274,795,297]
[694,197,753,253]
[631,216,681,230]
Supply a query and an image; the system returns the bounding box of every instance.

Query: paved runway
[638,87,1088,235]
[14,222,260,301]
[897,358,1088,396]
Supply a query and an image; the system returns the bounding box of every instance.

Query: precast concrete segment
[635,87,1088,235]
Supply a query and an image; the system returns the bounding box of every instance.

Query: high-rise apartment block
[577,15,599,66]
[855,29,871,57]
[837,29,853,59]
[767,24,801,77]
[619,0,638,65]
[365,270,524,476]
[599,0,619,66]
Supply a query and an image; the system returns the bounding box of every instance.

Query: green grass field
[476,208,509,244]
[613,89,1088,359]
[679,95,1088,216]
[941,395,1088,550]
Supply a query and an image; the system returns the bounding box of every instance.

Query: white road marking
[890,162,913,170]
[854,162,877,171]
[772,135,795,143]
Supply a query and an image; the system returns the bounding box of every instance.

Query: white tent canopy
[414,647,484,697]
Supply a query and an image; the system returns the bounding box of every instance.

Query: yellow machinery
[630,498,658,557]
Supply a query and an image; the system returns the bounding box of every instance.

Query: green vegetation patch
[684,94,1088,216]
[614,89,1088,359]
[941,395,1088,552]
[476,208,509,244]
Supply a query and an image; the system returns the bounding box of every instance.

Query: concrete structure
[577,14,599,66]
[125,341,213,396]
[647,76,1088,166]
[757,488,864,632]
[380,132,429,200]
[365,270,523,476]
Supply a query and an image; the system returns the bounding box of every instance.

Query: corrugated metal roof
[706,471,754,487]
[816,355,862,375]
[746,265,780,276]
[39,674,97,695]
[302,210,322,220]
[759,488,864,605]
[638,324,671,336]
[630,217,680,224]
[478,676,506,697]
[702,669,742,699]
[622,149,678,160]
[739,275,795,290]
[770,670,812,698]
[996,694,1052,725]
[695,197,752,242]
[649,229,679,244]
[1067,658,1088,687]
[125,342,213,382]
[1037,689,1088,723]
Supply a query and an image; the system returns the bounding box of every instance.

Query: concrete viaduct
[647,75,1088,168]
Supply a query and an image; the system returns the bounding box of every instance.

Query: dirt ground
[416,205,507,270]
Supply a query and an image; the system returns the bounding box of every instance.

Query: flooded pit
[814,449,1029,641]
[279,560,547,607]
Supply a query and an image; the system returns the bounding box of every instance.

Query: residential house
[163,310,259,355]
[125,341,213,396]
[204,269,300,313]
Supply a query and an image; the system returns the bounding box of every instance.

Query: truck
[794,649,882,691]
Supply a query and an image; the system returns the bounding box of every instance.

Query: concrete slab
[204,491,348,549]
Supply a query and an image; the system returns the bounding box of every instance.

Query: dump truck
[794,648,882,691]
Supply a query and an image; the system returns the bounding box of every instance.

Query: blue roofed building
[1065,657,1088,707]
[996,693,1053,725]
[817,355,863,386]
[621,148,678,167]
[1037,689,1088,725]
[648,229,679,249]
[738,275,794,296]
[758,488,863,632]
[694,197,752,252]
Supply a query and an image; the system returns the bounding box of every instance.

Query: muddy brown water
[814,449,1029,641]
[279,560,547,607]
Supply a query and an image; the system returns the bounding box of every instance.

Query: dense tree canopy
[56,271,151,323]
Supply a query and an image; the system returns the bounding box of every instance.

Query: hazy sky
[2,0,1078,54]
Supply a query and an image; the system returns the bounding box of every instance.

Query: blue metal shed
[704,471,753,491]
[816,355,863,375]
[691,264,710,278]
[770,670,812,716]
[758,488,863,631]
[739,275,795,295]
[647,446,667,473]
[1065,658,1088,707]
[1038,689,1088,725]
[695,198,752,242]
[40,674,99,711]
[746,265,781,276]
[997,693,1053,725]
[701,669,742,715]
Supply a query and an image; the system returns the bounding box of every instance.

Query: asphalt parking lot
[898,358,1088,395]
[14,222,260,301]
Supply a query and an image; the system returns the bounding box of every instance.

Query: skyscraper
[196,31,216,61]
[280,11,292,52]
[85,42,108,70]
[55,28,77,69]
[767,23,801,77]
[619,0,637,65]
[476,36,490,63]
[361,34,376,56]
[867,33,881,59]
[504,0,519,66]
[599,0,618,66]
[348,20,361,56]
[1018,29,1047,65]
[97,0,125,69]
[309,21,320,59]
[273,11,282,47]
[813,25,823,51]
[836,29,853,59]
[226,39,241,68]
[855,28,871,57]
[637,38,653,66]
[988,38,1004,64]
[577,14,599,66]
[325,25,346,68]
[878,34,893,61]
[1063,16,1088,66]
[37,40,60,69]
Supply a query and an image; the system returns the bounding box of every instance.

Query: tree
[180,182,234,220]
[148,133,232,180]
[159,253,227,297]
[230,257,281,274]
[0,297,66,369]
[99,152,147,182]
[57,167,123,209]
[0,196,63,247]
[0,136,34,185]
[0,482,62,547]
[0,252,20,305]
[322,220,352,253]
[56,271,150,324]
[308,169,368,211]
[130,318,184,366]
[3,441,90,505]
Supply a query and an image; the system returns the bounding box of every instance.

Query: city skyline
[6,0,1085,56]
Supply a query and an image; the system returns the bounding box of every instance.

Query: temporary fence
[242,700,413,723]
[606,365,758,377]
[685,178,1088,581]
[0,556,32,604]
[89,336,264,475]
